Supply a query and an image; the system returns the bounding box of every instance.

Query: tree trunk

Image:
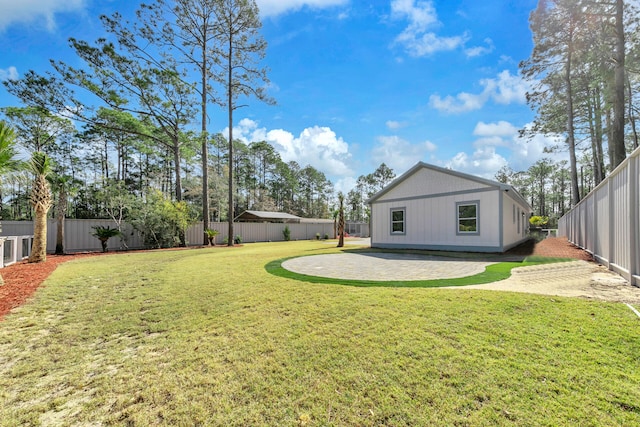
[29,208,47,263]
[337,195,345,248]
[611,0,626,169]
[627,74,639,150]
[227,37,234,247]
[201,45,210,245]
[55,215,64,255]
[173,141,182,202]
[565,23,580,206]
[593,88,605,184]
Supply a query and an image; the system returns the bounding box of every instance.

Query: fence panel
[1,219,359,254]
[559,146,640,285]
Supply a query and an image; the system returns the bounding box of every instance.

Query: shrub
[127,190,196,248]
[283,226,291,241]
[91,226,121,252]
[529,215,549,228]
[205,229,219,246]
[234,235,242,244]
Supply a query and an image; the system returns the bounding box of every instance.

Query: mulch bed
[0,254,98,321]
[531,237,594,261]
[0,238,592,321]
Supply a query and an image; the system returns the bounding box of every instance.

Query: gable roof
[235,210,301,222]
[367,162,531,210]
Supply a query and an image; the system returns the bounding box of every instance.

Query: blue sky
[0,0,561,192]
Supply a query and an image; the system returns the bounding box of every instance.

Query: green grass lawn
[0,241,638,426]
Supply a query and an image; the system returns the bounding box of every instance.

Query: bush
[529,215,549,228]
[283,226,291,241]
[205,229,219,246]
[234,235,242,244]
[127,190,196,248]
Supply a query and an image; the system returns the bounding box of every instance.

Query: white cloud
[429,91,486,114]
[429,70,531,114]
[0,66,18,81]
[372,135,437,173]
[385,120,407,130]
[442,120,565,179]
[464,38,494,58]
[257,0,348,17]
[0,0,85,32]
[225,118,354,178]
[445,146,508,179]
[391,0,469,57]
[473,120,518,137]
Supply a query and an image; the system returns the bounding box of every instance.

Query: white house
[368,162,533,253]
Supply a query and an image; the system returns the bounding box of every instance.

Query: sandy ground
[452,260,640,305]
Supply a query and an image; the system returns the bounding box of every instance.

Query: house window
[513,204,516,224]
[390,208,405,234]
[517,207,520,234]
[457,201,479,235]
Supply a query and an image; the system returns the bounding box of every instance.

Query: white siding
[372,190,502,251]
[376,167,491,202]
[501,192,532,250]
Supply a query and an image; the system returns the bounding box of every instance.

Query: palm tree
[91,226,122,252]
[0,122,22,174]
[28,152,52,263]
[0,122,23,235]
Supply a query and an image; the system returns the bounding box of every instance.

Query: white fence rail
[558,146,639,286]
[0,220,368,255]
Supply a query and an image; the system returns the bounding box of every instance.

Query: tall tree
[610,0,627,168]
[213,0,273,245]
[1,106,75,155]
[521,0,583,205]
[50,175,75,254]
[138,0,221,244]
[51,11,197,203]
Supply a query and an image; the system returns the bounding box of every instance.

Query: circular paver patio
[282,252,495,281]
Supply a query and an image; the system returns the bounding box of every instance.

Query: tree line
[520,0,640,206]
[0,0,338,252]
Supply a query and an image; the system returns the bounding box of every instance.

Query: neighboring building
[234,210,334,224]
[235,210,302,223]
[368,162,532,253]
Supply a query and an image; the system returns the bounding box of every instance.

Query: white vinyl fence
[558,145,639,286]
[0,219,347,255]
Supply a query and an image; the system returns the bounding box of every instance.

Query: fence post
[629,156,638,285]
[607,177,615,270]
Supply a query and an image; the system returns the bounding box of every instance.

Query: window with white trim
[457,202,479,234]
[390,208,405,234]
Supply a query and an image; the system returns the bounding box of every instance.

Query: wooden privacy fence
[558,145,639,286]
[0,220,347,254]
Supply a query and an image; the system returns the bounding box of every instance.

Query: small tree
[337,192,345,248]
[205,228,219,246]
[127,190,196,248]
[91,226,122,252]
[283,225,291,241]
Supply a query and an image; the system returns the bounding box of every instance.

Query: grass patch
[0,241,638,426]
[266,253,571,288]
